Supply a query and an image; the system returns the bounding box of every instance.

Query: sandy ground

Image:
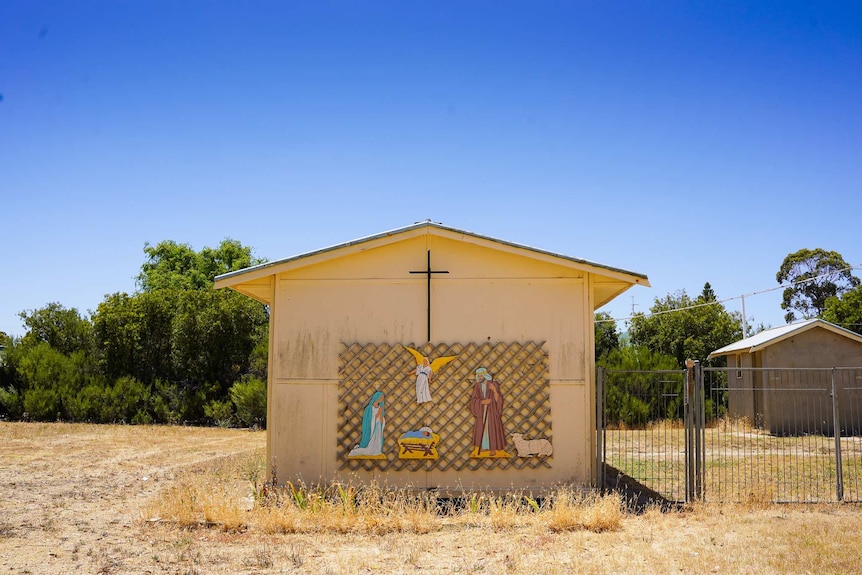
[0,423,264,575]
[4,422,862,575]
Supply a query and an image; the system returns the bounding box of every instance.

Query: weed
[715,414,754,433]
[335,482,357,514]
[95,556,122,575]
[247,544,273,568]
[405,541,423,567]
[40,510,56,533]
[0,520,15,539]
[741,474,777,509]
[504,550,520,572]
[288,544,304,567]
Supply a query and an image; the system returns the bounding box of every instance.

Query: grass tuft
[546,490,623,533]
[142,448,628,538]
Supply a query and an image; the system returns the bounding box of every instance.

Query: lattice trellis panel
[338,341,551,472]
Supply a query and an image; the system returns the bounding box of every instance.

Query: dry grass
[714,414,756,433]
[605,423,862,503]
[5,422,862,574]
[142,450,260,531]
[142,449,624,535]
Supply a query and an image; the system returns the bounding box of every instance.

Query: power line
[597,264,862,324]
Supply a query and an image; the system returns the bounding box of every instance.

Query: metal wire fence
[597,368,688,502]
[703,367,862,503]
[598,366,862,504]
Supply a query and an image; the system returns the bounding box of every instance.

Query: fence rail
[598,365,862,504]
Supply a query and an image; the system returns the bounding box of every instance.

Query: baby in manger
[398,426,439,459]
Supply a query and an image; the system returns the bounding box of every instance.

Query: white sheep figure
[510,433,553,457]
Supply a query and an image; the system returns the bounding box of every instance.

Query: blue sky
[2,1,860,337]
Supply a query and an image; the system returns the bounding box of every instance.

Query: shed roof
[214,220,649,307]
[708,319,862,358]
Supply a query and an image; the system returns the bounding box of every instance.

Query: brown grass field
[2,422,862,574]
[605,418,862,503]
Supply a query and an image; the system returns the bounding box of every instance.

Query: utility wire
[597,264,862,323]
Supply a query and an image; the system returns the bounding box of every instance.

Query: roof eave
[707,319,862,358]
[214,221,650,289]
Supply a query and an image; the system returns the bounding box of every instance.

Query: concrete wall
[764,328,862,369]
[728,328,862,435]
[762,328,862,435]
[266,233,596,489]
[727,353,756,424]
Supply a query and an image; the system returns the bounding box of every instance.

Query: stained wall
[266,232,597,489]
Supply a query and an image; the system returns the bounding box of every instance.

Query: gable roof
[708,319,862,358]
[214,220,649,306]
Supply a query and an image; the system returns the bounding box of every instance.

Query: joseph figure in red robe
[470,367,508,457]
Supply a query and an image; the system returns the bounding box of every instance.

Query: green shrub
[131,409,153,425]
[23,387,62,421]
[205,398,235,427]
[600,344,680,427]
[230,376,266,428]
[17,343,82,420]
[151,379,184,424]
[66,377,150,423]
[0,386,24,419]
[103,376,150,423]
[68,383,106,422]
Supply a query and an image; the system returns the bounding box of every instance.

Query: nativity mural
[397,427,440,460]
[346,391,386,459]
[469,367,511,458]
[338,341,551,472]
[403,346,457,404]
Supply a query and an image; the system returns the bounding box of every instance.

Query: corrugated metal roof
[214,220,649,284]
[708,318,862,358]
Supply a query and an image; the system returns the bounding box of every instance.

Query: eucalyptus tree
[776,248,859,323]
[822,285,862,335]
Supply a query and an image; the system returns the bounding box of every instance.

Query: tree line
[0,240,268,427]
[1,243,858,428]
[595,282,744,426]
[595,248,861,427]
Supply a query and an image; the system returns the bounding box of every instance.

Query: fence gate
[597,366,697,504]
[599,364,862,504]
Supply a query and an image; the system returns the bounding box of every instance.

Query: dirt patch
[3,422,862,575]
[0,423,264,574]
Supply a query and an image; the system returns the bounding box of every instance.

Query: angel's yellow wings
[403,346,457,373]
[430,355,457,372]
[404,346,425,366]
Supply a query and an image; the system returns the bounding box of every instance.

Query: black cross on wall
[409,250,449,342]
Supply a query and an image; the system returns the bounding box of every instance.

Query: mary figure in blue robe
[348,391,385,457]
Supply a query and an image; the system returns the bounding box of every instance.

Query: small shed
[215,221,648,490]
[709,319,862,435]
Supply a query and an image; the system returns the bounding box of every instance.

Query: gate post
[695,361,704,501]
[684,360,704,502]
[596,367,606,491]
[832,368,844,502]
[684,361,693,502]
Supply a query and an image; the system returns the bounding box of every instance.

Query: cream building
[215,221,648,490]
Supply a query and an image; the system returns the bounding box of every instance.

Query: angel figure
[404,346,457,404]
